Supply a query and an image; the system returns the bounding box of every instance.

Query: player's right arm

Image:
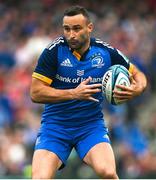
[30,41,101,103]
[30,77,101,103]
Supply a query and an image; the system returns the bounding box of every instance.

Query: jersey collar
[71,38,94,61]
[63,36,95,61]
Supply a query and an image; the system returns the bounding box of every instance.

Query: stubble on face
[63,14,92,54]
[68,33,88,50]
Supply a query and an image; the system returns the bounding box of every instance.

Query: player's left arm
[107,47,147,101]
[114,63,147,101]
[129,63,147,96]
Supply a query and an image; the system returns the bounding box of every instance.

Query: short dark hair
[63,6,91,22]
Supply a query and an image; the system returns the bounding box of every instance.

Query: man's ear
[88,22,93,33]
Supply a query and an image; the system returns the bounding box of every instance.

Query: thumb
[81,76,92,85]
[129,74,134,84]
[130,75,136,85]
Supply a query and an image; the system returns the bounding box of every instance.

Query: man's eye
[64,27,70,31]
[74,27,81,31]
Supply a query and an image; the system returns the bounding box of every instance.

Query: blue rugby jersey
[32,37,133,126]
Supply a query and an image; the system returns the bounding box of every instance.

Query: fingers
[75,76,102,102]
[113,88,132,98]
[87,84,102,89]
[113,77,139,102]
[113,89,132,96]
[81,77,102,89]
[81,76,92,85]
[87,88,101,93]
[113,85,133,102]
[81,77,102,86]
[115,84,132,91]
[113,89,130,102]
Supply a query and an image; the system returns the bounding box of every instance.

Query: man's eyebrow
[63,24,81,27]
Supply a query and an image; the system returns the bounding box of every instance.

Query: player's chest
[56,47,111,80]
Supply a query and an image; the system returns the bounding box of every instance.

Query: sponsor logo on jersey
[56,74,103,83]
[61,58,73,67]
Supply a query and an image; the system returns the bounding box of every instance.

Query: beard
[67,35,88,50]
[67,39,84,50]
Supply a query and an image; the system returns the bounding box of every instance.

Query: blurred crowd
[0,0,156,178]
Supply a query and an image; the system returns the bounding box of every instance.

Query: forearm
[30,77,102,104]
[30,80,74,103]
[132,68,147,96]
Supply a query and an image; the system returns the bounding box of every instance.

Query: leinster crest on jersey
[91,53,104,68]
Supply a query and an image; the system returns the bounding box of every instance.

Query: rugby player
[30,6,147,179]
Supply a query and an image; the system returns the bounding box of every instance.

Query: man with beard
[30,6,147,179]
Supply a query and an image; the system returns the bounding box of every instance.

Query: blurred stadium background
[0,0,156,178]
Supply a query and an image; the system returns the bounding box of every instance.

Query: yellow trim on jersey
[32,72,52,84]
[73,50,81,60]
[129,63,134,74]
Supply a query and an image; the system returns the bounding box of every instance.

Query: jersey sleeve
[32,46,57,85]
[108,48,134,74]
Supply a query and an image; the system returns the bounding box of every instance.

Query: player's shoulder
[92,38,124,57]
[91,38,114,51]
[46,36,67,51]
[91,37,130,64]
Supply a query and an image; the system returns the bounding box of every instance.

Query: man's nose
[69,30,76,38]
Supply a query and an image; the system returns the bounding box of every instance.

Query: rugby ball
[102,65,130,105]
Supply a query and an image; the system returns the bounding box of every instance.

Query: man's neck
[76,39,90,56]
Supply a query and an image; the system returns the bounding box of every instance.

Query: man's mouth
[69,41,77,45]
